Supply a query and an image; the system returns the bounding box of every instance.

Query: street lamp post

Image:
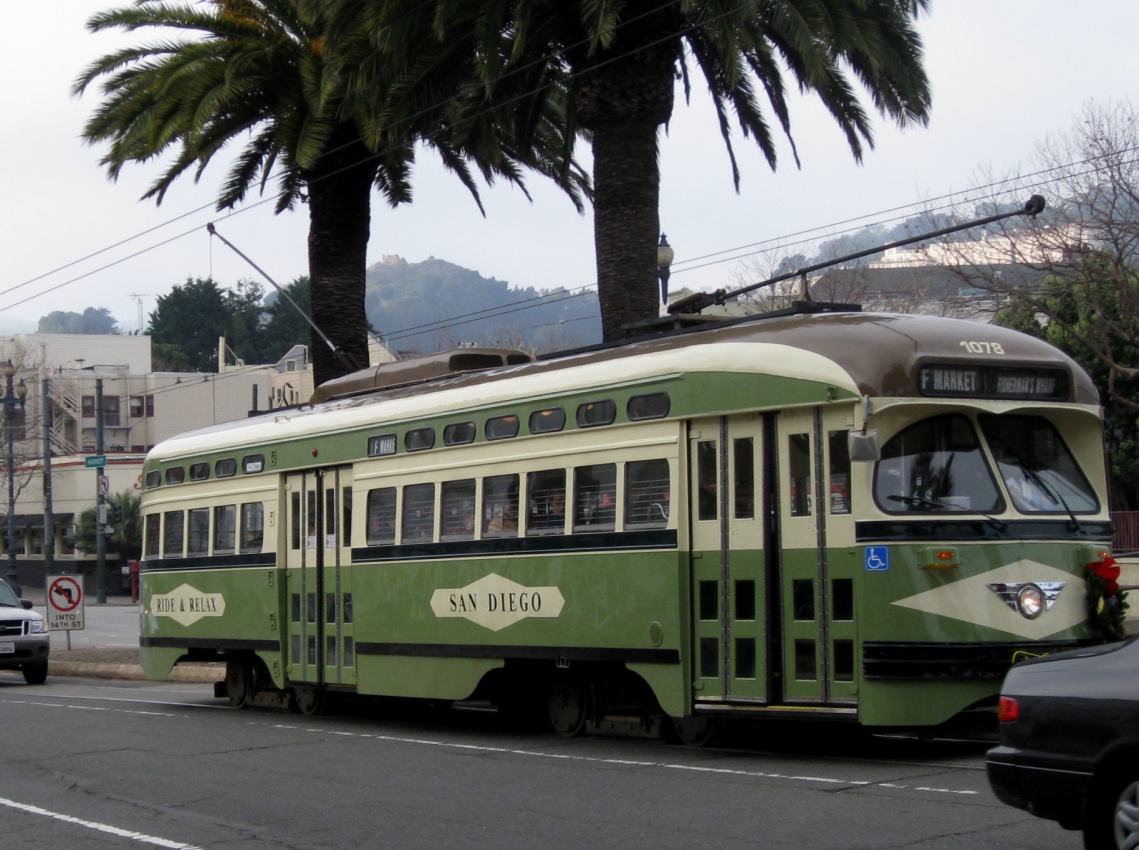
[657,233,675,305]
[3,361,27,596]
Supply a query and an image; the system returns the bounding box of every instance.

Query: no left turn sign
[46,575,85,631]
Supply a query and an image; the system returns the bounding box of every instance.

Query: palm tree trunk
[591,120,663,339]
[305,128,377,386]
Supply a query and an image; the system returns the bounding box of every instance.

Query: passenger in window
[531,491,565,531]
[486,486,519,533]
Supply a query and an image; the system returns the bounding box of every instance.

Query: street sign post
[46,575,85,638]
[85,455,106,469]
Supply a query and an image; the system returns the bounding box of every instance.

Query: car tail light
[998,696,1020,722]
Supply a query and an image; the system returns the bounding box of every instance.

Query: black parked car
[987,637,1139,850]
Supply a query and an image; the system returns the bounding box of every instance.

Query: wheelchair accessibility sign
[865,547,890,571]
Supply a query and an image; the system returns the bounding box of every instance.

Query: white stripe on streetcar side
[0,796,204,850]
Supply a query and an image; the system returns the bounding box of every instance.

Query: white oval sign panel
[431,573,564,632]
[152,583,226,627]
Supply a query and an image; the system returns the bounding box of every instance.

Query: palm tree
[437,0,932,339]
[74,0,588,385]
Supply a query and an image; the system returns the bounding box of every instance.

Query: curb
[48,661,224,684]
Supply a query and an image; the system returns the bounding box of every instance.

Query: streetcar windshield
[874,414,1003,514]
[979,413,1098,513]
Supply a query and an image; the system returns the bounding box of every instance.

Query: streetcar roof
[146,311,1097,463]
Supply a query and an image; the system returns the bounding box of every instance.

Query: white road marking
[273,722,980,797]
[0,796,203,849]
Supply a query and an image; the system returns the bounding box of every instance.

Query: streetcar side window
[189,462,209,481]
[166,466,185,486]
[576,400,616,428]
[628,393,670,421]
[485,415,519,441]
[789,433,812,517]
[187,508,210,556]
[443,422,476,446]
[240,502,264,554]
[573,464,616,531]
[163,510,184,557]
[527,470,566,535]
[366,487,396,545]
[874,414,1002,514]
[734,438,755,520]
[144,514,160,557]
[405,428,435,452]
[290,491,301,550]
[530,408,566,434]
[482,474,519,538]
[441,479,476,540]
[402,483,436,543]
[214,505,236,554]
[697,441,718,521]
[828,430,852,515]
[626,459,670,529]
[215,458,237,478]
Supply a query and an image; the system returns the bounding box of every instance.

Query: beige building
[0,333,333,589]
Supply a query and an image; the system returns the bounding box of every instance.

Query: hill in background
[365,255,600,355]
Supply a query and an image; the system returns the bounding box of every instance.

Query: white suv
[0,579,49,684]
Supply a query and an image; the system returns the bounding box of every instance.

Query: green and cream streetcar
[138,305,1112,739]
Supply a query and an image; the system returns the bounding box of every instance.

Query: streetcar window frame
[405,428,436,453]
[215,458,237,478]
[144,513,160,557]
[485,415,520,441]
[440,479,476,540]
[163,510,185,557]
[189,462,210,481]
[625,459,671,529]
[401,483,436,543]
[482,474,519,538]
[214,504,236,554]
[242,454,265,474]
[576,400,616,428]
[145,470,161,489]
[365,487,397,545]
[240,502,264,554]
[526,469,566,535]
[187,508,210,556]
[573,463,616,532]
[443,422,477,447]
[628,392,670,421]
[529,408,566,434]
[165,466,185,486]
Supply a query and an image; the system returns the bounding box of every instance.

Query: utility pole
[41,376,54,578]
[95,377,106,604]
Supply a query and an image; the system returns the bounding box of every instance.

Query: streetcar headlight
[1016,584,1045,619]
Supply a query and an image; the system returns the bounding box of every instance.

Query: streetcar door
[775,406,857,706]
[285,466,356,689]
[321,467,356,689]
[688,415,767,703]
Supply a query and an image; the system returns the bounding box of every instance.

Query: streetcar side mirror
[848,430,880,462]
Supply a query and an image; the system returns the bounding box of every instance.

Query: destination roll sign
[919,364,1069,401]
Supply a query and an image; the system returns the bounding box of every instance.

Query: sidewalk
[20,584,223,685]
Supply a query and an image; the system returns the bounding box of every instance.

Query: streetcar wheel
[294,685,327,717]
[546,673,587,737]
[22,662,48,685]
[225,657,253,709]
[1084,772,1139,850]
[669,715,721,747]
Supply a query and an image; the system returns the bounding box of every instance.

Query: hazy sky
[3,1,1138,335]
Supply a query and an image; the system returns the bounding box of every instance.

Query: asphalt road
[0,677,1083,850]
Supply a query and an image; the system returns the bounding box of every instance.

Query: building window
[130,396,144,419]
[146,395,154,417]
[103,396,121,427]
[82,396,95,419]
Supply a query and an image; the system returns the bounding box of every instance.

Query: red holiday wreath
[1087,556,1128,642]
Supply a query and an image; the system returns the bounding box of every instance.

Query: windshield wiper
[888,494,1008,532]
[993,439,1083,533]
